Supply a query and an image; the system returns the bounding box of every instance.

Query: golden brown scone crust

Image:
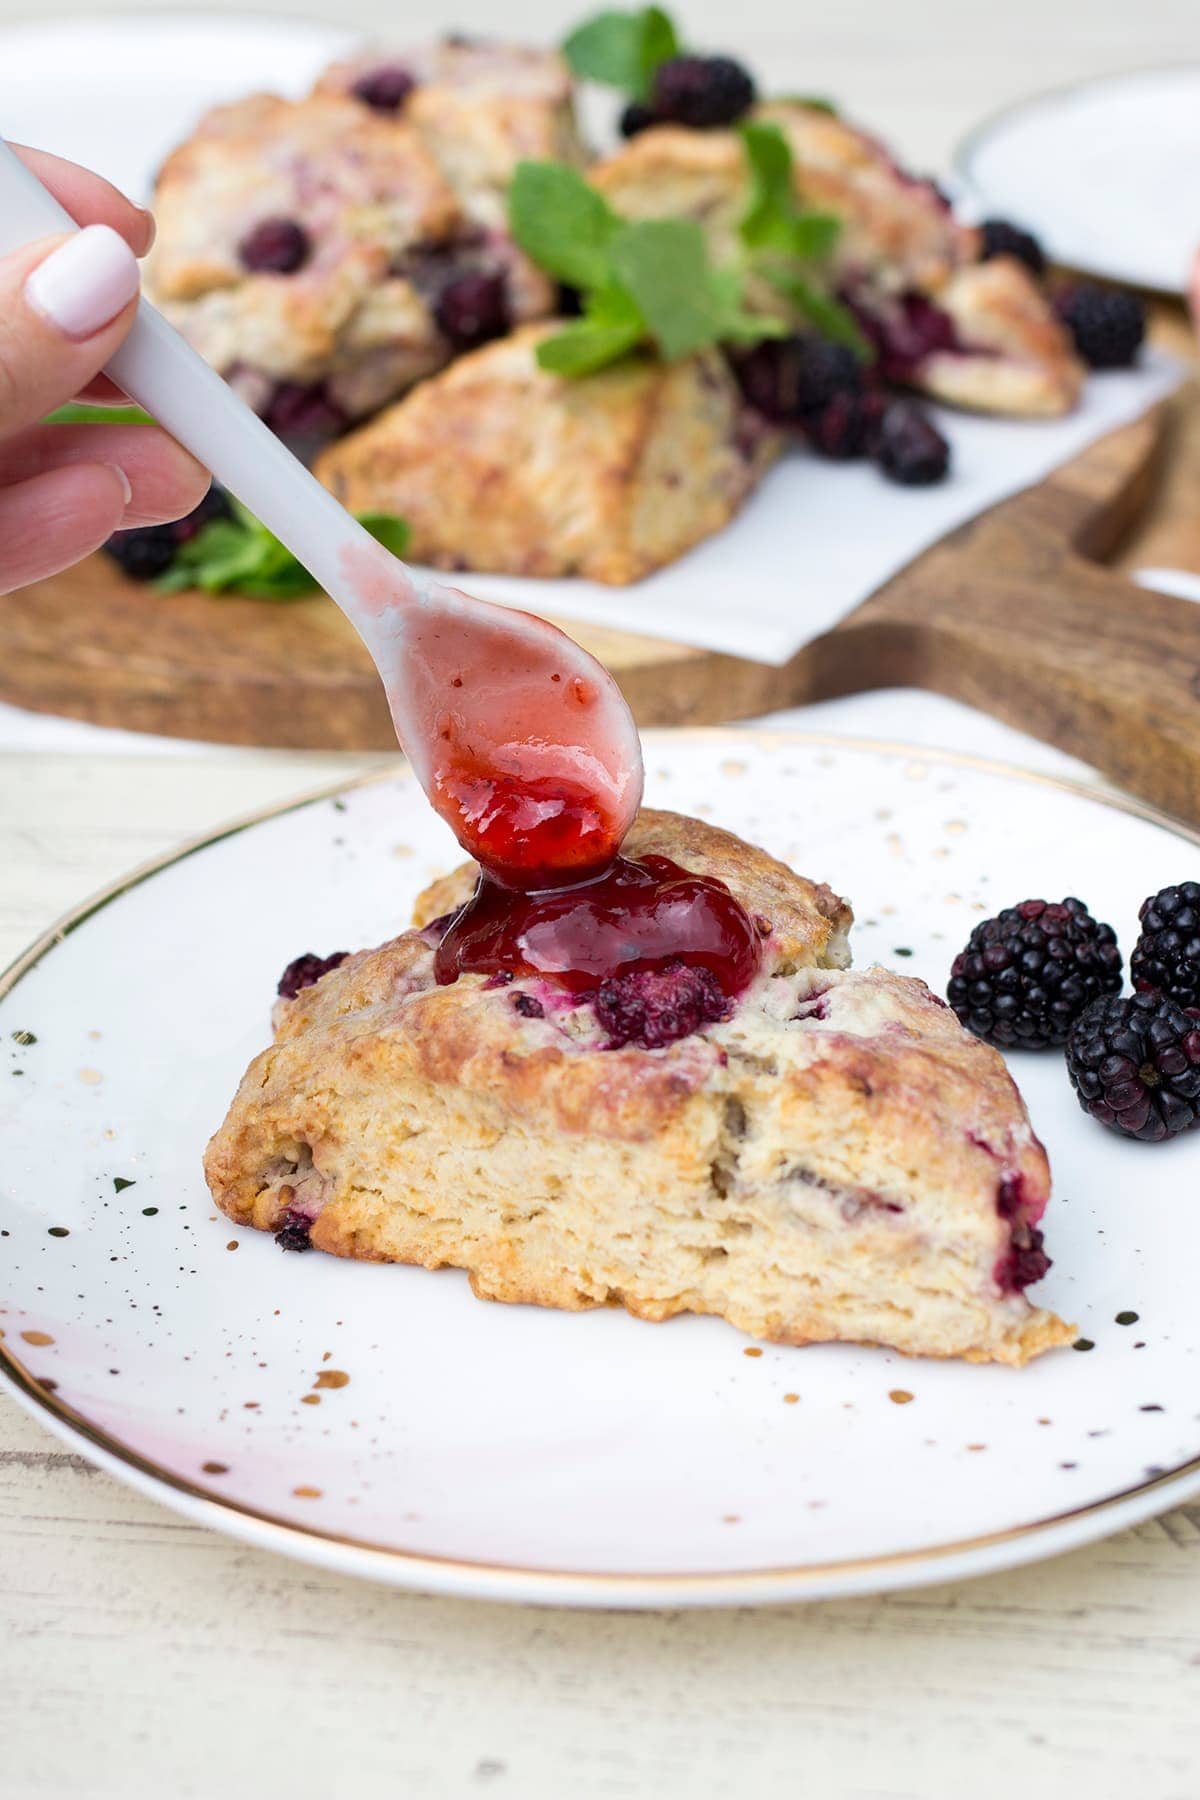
[593,106,1082,418]
[205,810,1072,1365]
[143,89,555,422]
[316,325,783,584]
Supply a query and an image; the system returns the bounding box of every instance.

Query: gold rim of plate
[4,728,1200,1599]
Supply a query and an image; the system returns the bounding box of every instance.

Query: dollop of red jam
[433,854,764,1003]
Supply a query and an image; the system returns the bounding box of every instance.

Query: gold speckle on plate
[875,808,892,821]
[889,1389,914,1405]
[783,1393,799,1405]
[743,1347,762,1359]
[87,1030,102,1041]
[78,1068,102,1085]
[932,846,950,860]
[202,1461,229,1475]
[293,1485,323,1499]
[946,819,967,836]
[885,834,903,857]
[314,1370,350,1390]
[719,759,748,777]
[243,1402,259,1410]
[392,844,414,858]
[944,893,962,905]
[967,1444,987,1452]
[904,762,928,781]
[722,1514,741,1524]
[20,1330,54,1347]
[300,1394,321,1406]
[225,1241,239,1252]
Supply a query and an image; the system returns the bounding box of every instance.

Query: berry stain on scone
[205,810,1073,1364]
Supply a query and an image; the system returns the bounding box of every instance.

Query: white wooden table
[4,3,1200,1794]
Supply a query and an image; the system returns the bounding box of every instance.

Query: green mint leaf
[739,121,797,253]
[610,218,757,359]
[154,505,409,598]
[45,401,157,426]
[786,211,842,261]
[536,286,646,376]
[563,7,679,99]
[739,122,842,262]
[765,268,872,356]
[358,513,411,558]
[509,161,620,291]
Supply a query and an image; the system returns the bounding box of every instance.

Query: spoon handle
[0,134,414,624]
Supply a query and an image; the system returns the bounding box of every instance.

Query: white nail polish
[25,225,140,340]
[106,464,133,506]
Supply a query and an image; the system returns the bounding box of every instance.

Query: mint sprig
[155,500,409,600]
[46,401,157,426]
[509,161,784,377]
[738,122,869,357]
[562,6,679,100]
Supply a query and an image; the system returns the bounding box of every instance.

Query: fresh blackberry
[238,217,311,275]
[103,485,234,579]
[1130,882,1200,1007]
[619,100,657,137]
[352,65,416,113]
[650,55,756,129]
[1056,283,1145,369]
[979,218,1046,277]
[103,524,177,581]
[1066,990,1200,1142]
[730,334,863,425]
[512,992,545,1019]
[806,388,885,459]
[435,269,510,349]
[947,898,1122,1049]
[277,951,348,1000]
[594,959,729,1050]
[872,399,951,485]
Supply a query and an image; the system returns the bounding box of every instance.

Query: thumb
[0,226,141,436]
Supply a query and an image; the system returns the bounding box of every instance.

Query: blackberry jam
[433,854,763,1002]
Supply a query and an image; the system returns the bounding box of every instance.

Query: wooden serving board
[5,312,1200,816]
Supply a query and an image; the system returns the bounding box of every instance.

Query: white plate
[0,13,358,203]
[3,731,1200,1608]
[955,67,1200,294]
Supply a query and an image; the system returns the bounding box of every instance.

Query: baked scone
[205,810,1073,1365]
[143,91,555,441]
[593,106,1084,418]
[315,323,783,584]
[315,38,586,234]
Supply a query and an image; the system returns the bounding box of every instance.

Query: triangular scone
[593,108,1083,419]
[316,326,782,583]
[205,811,1074,1365]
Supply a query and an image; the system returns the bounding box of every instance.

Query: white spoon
[0,136,644,884]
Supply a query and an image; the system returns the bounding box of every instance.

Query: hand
[0,146,208,596]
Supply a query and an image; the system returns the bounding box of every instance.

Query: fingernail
[25,225,140,340]
[106,464,133,506]
[136,206,157,253]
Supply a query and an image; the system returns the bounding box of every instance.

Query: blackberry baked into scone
[315,323,782,583]
[205,811,1073,1364]
[593,103,1084,418]
[143,90,556,439]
